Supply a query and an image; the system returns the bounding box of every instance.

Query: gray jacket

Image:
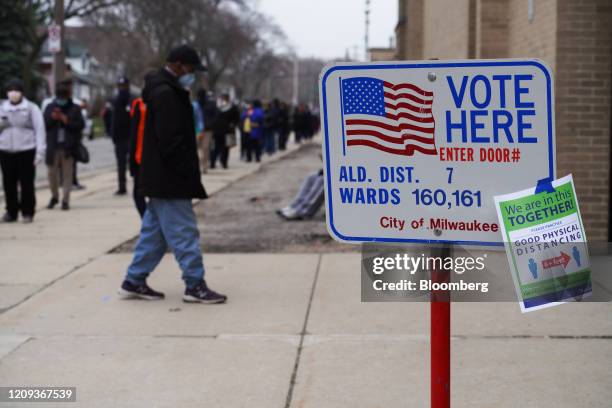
[0,98,46,161]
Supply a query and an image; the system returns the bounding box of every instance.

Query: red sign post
[431,246,451,408]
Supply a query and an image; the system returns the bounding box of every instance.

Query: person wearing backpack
[0,78,46,223]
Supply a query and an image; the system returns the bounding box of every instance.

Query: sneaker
[1,213,17,223]
[22,216,33,224]
[61,201,70,211]
[183,281,227,304]
[73,183,86,191]
[114,189,127,196]
[118,280,165,300]
[47,197,59,209]
[280,207,302,220]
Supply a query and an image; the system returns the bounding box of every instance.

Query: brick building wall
[506,0,557,70]
[476,0,509,58]
[395,0,424,60]
[395,0,612,241]
[423,0,472,59]
[554,0,611,241]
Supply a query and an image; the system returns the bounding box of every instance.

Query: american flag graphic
[340,77,436,156]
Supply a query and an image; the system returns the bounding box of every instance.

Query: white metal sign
[48,23,62,54]
[319,59,555,246]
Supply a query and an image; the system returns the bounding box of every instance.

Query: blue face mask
[178,72,195,89]
[55,98,68,106]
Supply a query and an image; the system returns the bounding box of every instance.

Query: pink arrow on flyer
[542,252,571,269]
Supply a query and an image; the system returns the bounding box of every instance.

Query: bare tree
[90,0,295,100]
[17,0,121,94]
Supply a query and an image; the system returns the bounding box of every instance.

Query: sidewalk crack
[284,253,322,408]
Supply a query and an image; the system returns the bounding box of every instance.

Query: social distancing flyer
[494,175,591,312]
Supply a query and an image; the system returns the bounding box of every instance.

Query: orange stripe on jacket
[130,98,147,165]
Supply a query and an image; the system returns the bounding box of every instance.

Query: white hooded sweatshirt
[0,98,46,162]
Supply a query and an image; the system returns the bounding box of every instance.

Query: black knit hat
[5,78,24,92]
[166,45,206,71]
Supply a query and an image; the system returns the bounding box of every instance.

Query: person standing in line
[192,92,205,160]
[239,102,249,160]
[43,80,85,211]
[245,99,264,163]
[101,99,113,138]
[310,105,321,137]
[293,103,311,143]
[197,89,215,174]
[70,99,91,191]
[71,99,93,191]
[262,100,277,155]
[210,93,239,169]
[0,78,46,223]
[128,95,147,217]
[118,45,227,304]
[277,100,290,151]
[111,77,133,195]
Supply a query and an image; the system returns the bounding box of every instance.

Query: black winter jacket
[139,68,207,199]
[111,91,133,142]
[212,104,240,137]
[43,99,84,166]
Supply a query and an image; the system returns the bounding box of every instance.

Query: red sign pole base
[431,245,451,408]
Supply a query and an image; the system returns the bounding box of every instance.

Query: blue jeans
[126,198,205,288]
[289,171,324,217]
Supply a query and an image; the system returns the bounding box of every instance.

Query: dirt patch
[114,143,357,253]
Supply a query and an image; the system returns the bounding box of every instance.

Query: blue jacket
[247,107,264,139]
[192,100,204,134]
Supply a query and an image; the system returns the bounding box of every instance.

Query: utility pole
[364,0,370,61]
[292,57,299,106]
[52,0,66,89]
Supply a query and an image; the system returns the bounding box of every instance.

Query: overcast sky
[257,0,398,60]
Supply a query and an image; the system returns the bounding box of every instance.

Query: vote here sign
[319,59,555,246]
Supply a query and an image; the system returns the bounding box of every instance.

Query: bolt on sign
[319,59,555,246]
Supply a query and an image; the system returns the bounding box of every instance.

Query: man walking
[111,77,133,195]
[118,45,227,304]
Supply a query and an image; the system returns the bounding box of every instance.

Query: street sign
[48,23,62,54]
[319,59,555,246]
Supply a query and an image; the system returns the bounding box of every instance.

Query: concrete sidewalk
[1,136,611,407]
[0,138,305,313]
[1,252,611,407]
